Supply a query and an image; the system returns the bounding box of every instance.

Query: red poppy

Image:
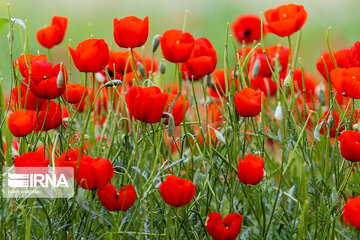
[181,63,200,81]
[28,61,67,99]
[209,69,238,98]
[338,130,360,162]
[14,54,47,79]
[251,76,277,97]
[55,148,82,170]
[14,152,50,174]
[36,100,62,131]
[183,37,217,79]
[125,85,169,124]
[330,67,360,99]
[205,212,243,240]
[234,88,264,117]
[63,82,87,103]
[11,80,45,110]
[343,197,360,230]
[318,110,342,138]
[237,153,264,185]
[250,46,290,77]
[113,16,149,49]
[350,41,360,63]
[232,14,264,43]
[8,110,37,137]
[264,4,308,37]
[160,29,195,63]
[107,50,141,75]
[69,39,109,73]
[36,16,68,49]
[76,156,114,190]
[159,175,195,207]
[167,94,189,126]
[316,49,358,81]
[97,184,137,211]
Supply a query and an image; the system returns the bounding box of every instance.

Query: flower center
[282,13,287,19]
[352,76,356,79]
[176,40,180,44]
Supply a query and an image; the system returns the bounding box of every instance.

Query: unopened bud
[319,88,326,106]
[252,58,260,78]
[152,34,160,52]
[274,53,282,73]
[137,62,147,79]
[205,74,212,88]
[314,124,321,142]
[327,114,334,131]
[283,70,293,88]
[159,59,166,74]
[57,63,64,88]
[274,102,283,121]
[353,123,360,132]
[95,72,106,83]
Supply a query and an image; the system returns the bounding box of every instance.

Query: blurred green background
[0,0,359,90]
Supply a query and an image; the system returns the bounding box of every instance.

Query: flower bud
[159,59,166,74]
[95,72,106,84]
[57,63,64,88]
[327,114,334,131]
[137,62,147,79]
[353,123,360,132]
[274,102,283,121]
[205,74,212,88]
[252,58,260,78]
[152,34,160,53]
[283,70,293,88]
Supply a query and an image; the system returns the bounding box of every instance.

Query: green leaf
[0,18,10,35]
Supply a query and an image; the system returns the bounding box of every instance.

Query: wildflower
[339,130,360,162]
[97,184,136,211]
[330,67,360,99]
[237,153,264,185]
[205,212,243,240]
[166,94,189,126]
[69,39,109,73]
[232,14,264,43]
[62,82,87,103]
[159,175,195,207]
[35,100,62,131]
[343,197,360,230]
[234,88,264,117]
[8,110,37,137]
[160,29,195,63]
[113,16,149,49]
[36,16,68,49]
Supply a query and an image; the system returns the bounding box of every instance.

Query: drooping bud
[159,59,166,74]
[314,124,322,142]
[274,102,283,121]
[283,70,293,88]
[327,114,334,131]
[137,62,147,79]
[152,34,160,53]
[95,72,106,84]
[57,62,64,88]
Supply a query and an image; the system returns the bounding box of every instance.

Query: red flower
[339,130,360,162]
[205,212,243,240]
[209,69,238,98]
[160,29,195,63]
[28,61,67,99]
[183,37,217,79]
[8,110,37,137]
[125,85,169,124]
[350,41,360,63]
[69,39,109,73]
[55,149,82,171]
[113,16,149,49]
[316,49,358,81]
[107,50,141,75]
[97,184,136,211]
[234,88,264,117]
[251,76,277,97]
[36,16,68,49]
[14,152,50,174]
[237,153,264,185]
[159,175,195,207]
[76,156,114,190]
[11,80,45,110]
[343,197,360,230]
[14,54,47,79]
[63,83,87,103]
[167,94,189,126]
[264,4,307,37]
[36,100,62,131]
[330,68,360,99]
[232,14,264,43]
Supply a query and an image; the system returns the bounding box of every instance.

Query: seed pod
[168,115,175,138]
[137,62,147,79]
[57,63,64,88]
